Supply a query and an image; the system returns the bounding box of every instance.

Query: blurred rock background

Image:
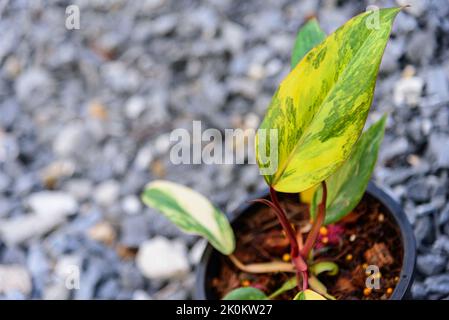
[0,0,448,299]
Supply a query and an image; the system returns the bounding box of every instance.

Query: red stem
[252,188,312,290]
[301,181,328,258]
[250,198,304,271]
[302,271,308,291]
[269,187,300,258]
[269,188,309,291]
[292,256,309,290]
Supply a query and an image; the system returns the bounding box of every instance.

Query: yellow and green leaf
[309,275,337,300]
[223,287,268,300]
[141,180,235,255]
[311,116,387,225]
[291,18,326,69]
[310,261,339,276]
[300,183,319,204]
[293,289,327,300]
[268,277,297,299]
[256,8,400,193]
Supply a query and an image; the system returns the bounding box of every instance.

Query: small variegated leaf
[291,18,326,69]
[223,287,268,300]
[293,289,327,300]
[309,275,337,300]
[141,180,235,255]
[268,277,297,299]
[256,8,400,193]
[311,116,387,225]
[310,261,339,276]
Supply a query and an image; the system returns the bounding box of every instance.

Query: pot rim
[195,181,416,300]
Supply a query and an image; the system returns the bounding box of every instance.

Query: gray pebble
[417,253,447,276]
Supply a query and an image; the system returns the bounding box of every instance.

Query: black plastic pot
[195,182,416,300]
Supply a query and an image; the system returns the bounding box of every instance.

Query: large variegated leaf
[291,18,326,69]
[256,8,400,193]
[141,180,235,255]
[311,116,387,225]
[223,287,268,300]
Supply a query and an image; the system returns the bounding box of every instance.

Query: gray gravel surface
[0,0,449,299]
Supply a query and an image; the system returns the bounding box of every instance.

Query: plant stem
[252,189,309,290]
[301,270,308,291]
[268,187,300,258]
[269,187,309,290]
[296,230,304,251]
[301,181,328,258]
[228,254,295,273]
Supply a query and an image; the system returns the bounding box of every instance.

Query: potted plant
[141,7,416,300]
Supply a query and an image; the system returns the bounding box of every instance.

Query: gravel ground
[0,0,448,300]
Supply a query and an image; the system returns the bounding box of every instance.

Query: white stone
[125,96,146,119]
[132,289,152,300]
[28,191,78,216]
[396,0,426,17]
[154,134,171,155]
[393,76,424,107]
[134,146,154,170]
[141,0,166,13]
[136,236,190,280]
[43,281,70,300]
[0,265,32,295]
[53,122,89,157]
[121,195,142,215]
[244,112,260,129]
[93,180,120,206]
[0,212,66,245]
[0,192,77,245]
[55,255,82,280]
[188,239,207,265]
[222,21,245,53]
[64,179,93,201]
[247,63,265,80]
[421,118,433,136]
[102,62,140,93]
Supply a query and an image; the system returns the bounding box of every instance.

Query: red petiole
[252,182,328,291]
[302,181,328,258]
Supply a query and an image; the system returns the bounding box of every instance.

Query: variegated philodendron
[142,7,401,301]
